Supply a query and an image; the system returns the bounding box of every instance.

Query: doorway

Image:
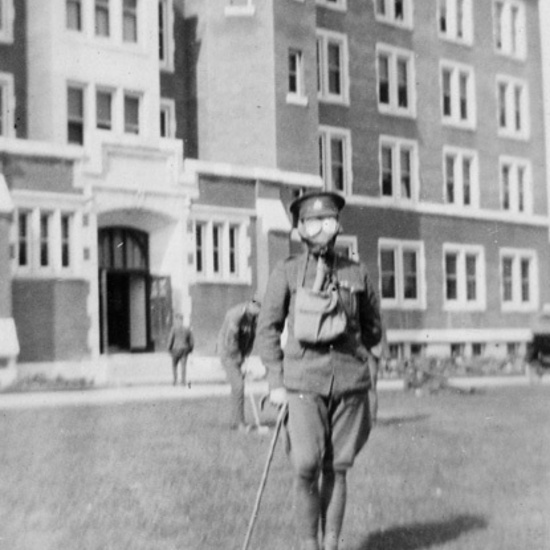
[98,227,152,353]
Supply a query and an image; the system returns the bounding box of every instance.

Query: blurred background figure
[167,314,194,387]
[217,295,262,433]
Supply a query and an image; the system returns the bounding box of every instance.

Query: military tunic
[257,250,382,397]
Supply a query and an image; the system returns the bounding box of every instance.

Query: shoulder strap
[296,252,310,288]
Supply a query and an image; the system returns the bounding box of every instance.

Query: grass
[1,374,94,393]
[0,386,549,550]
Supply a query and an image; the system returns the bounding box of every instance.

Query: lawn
[0,385,549,550]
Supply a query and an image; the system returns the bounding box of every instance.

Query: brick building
[0,0,549,379]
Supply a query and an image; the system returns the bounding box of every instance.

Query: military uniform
[218,301,260,429]
[256,190,382,550]
[258,249,382,468]
[167,320,194,386]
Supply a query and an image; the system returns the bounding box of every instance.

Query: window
[374,0,412,28]
[442,147,478,207]
[16,211,31,268]
[377,44,415,117]
[499,157,531,214]
[497,76,529,139]
[319,126,352,194]
[379,136,418,201]
[287,49,307,105]
[193,218,249,281]
[443,245,486,310]
[124,93,140,134]
[66,0,82,31]
[123,0,138,43]
[95,0,109,36]
[12,208,80,274]
[96,90,113,130]
[158,0,174,71]
[60,214,72,268]
[440,61,476,128]
[493,0,526,59]
[160,98,175,138]
[0,72,14,137]
[39,213,52,268]
[472,342,485,357]
[500,249,537,310]
[67,86,84,145]
[224,0,255,17]
[438,0,472,43]
[0,0,14,42]
[228,224,239,275]
[379,239,425,309]
[316,30,349,104]
[316,0,347,11]
[195,222,205,274]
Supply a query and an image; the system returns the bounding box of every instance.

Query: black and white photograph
[0,0,549,548]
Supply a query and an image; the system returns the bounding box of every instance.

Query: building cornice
[0,137,84,160]
[183,159,323,188]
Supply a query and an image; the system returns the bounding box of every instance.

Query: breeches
[223,361,245,426]
[287,390,371,476]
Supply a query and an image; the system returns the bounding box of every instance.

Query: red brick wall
[13,279,90,362]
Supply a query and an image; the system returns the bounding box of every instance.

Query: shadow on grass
[377,413,430,427]
[356,514,488,550]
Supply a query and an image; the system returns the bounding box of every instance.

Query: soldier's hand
[269,387,288,409]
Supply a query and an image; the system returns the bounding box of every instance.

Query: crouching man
[256,191,382,550]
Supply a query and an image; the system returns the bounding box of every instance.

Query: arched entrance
[98,227,172,353]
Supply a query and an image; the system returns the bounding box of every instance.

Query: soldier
[167,313,194,387]
[217,295,262,433]
[256,191,382,550]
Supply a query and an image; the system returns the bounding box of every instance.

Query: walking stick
[241,402,289,550]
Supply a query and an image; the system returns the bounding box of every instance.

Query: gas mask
[297,215,341,255]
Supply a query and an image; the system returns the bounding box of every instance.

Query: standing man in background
[167,313,194,387]
[218,295,262,433]
[256,191,382,550]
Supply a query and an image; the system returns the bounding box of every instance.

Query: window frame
[442,243,486,311]
[442,146,479,208]
[94,0,110,37]
[60,213,74,270]
[374,0,413,29]
[160,98,176,138]
[379,135,419,203]
[67,84,85,145]
[493,0,526,60]
[158,0,174,72]
[499,248,538,311]
[316,29,350,105]
[378,238,426,310]
[440,60,476,129]
[66,0,82,32]
[437,0,473,45]
[498,156,532,214]
[496,75,530,140]
[376,43,416,118]
[0,0,14,43]
[319,125,353,196]
[123,91,141,135]
[287,48,308,106]
[96,88,114,131]
[15,210,32,271]
[0,72,15,137]
[122,0,138,43]
[192,217,251,283]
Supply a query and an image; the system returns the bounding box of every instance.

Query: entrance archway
[98,227,151,353]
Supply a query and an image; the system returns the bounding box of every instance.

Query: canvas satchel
[294,254,348,344]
